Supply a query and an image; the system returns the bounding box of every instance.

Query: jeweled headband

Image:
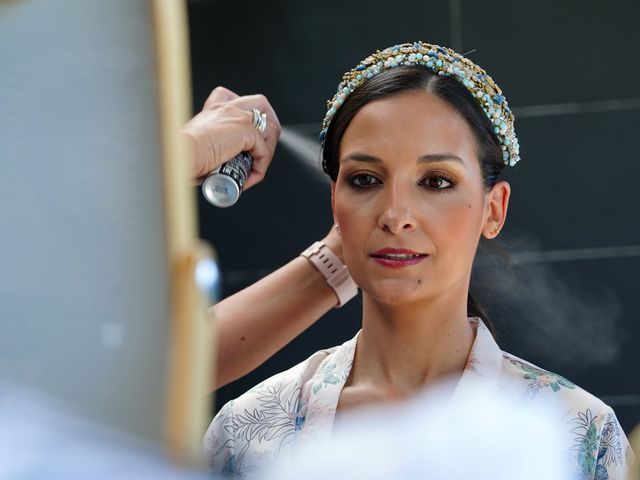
[320,41,521,167]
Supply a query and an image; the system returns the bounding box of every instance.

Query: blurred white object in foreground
[0,383,209,480]
[266,378,575,480]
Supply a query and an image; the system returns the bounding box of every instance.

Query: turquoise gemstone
[436,60,443,67]
[342,87,349,94]
[416,53,423,60]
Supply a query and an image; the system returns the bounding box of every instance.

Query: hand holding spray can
[201,152,253,207]
[201,108,267,208]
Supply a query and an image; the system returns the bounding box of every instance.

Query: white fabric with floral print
[204,318,634,479]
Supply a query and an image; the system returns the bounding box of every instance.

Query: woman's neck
[351,286,475,396]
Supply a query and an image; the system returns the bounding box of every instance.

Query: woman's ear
[482,180,511,239]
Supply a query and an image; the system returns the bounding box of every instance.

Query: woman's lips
[370,248,428,268]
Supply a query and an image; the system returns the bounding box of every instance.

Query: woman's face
[332,89,510,306]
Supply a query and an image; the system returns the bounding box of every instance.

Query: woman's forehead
[340,91,478,163]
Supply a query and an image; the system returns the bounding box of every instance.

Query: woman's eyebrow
[418,153,464,164]
[340,152,464,164]
[340,153,382,164]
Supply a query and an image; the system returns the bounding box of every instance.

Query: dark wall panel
[187,0,640,434]
[461,0,640,105]
[188,0,451,123]
[502,109,640,250]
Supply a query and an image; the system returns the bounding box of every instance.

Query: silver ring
[251,108,268,134]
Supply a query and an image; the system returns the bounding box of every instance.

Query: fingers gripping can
[201,152,253,207]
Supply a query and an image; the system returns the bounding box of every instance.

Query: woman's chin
[361,278,429,306]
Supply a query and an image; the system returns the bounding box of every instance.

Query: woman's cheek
[437,202,483,258]
[334,200,369,268]
[335,205,362,247]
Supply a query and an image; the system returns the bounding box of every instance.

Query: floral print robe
[204,318,633,479]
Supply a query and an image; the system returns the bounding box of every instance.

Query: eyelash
[347,172,457,191]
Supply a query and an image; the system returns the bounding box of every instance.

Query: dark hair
[321,65,505,338]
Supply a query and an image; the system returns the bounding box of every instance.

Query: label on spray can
[201,152,253,207]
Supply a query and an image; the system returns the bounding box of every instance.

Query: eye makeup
[345,170,458,192]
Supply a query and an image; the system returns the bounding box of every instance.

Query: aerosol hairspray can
[201,152,253,208]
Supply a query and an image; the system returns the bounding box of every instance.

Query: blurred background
[187,0,640,433]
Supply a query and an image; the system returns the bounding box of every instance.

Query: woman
[202,42,633,478]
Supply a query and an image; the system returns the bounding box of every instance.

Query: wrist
[300,241,358,308]
[321,227,344,263]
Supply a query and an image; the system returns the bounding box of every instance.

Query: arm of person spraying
[210,227,342,389]
[183,87,340,389]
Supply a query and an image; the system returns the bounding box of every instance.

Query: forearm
[210,255,338,389]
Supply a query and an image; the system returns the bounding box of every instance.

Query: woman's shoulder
[210,332,359,423]
[473,318,608,412]
[499,350,603,409]
[500,351,580,394]
[204,334,359,476]
[498,351,633,478]
[498,351,627,452]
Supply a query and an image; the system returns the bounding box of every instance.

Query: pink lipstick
[370,248,428,268]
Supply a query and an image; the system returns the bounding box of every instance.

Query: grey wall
[187,0,640,433]
[0,0,172,443]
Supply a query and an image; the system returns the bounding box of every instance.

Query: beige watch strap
[300,241,358,307]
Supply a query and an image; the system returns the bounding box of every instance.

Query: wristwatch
[300,241,358,307]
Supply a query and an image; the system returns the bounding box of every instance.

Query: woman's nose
[378,186,417,234]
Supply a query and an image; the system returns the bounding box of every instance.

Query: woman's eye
[421,176,454,190]
[349,173,381,187]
